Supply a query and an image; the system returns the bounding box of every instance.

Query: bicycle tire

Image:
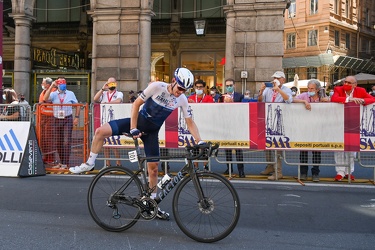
[172,172,240,243]
[87,166,143,232]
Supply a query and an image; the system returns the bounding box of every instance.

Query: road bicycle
[87,135,241,243]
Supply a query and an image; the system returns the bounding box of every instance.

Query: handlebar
[185,142,220,160]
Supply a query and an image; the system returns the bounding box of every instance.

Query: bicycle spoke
[173,172,240,243]
[87,167,143,232]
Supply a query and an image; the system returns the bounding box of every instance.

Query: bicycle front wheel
[87,166,143,232]
[173,172,240,243]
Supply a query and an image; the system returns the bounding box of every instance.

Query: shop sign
[32,47,84,70]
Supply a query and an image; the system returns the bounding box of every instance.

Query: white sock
[86,152,98,166]
[151,193,157,199]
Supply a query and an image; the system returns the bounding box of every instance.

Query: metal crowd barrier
[26,102,375,184]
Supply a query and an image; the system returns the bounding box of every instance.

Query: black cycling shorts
[108,114,161,162]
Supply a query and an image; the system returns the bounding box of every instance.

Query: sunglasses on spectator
[226,85,234,87]
[344,81,355,84]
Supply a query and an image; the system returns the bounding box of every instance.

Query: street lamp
[194,19,206,36]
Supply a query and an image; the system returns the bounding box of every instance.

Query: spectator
[44,77,80,169]
[93,77,123,169]
[290,86,298,97]
[209,86,221,103]
[221,78,246,178]
[369,85,375,97]
[241,90,252,102]
[258,71,293,181]
[293,79,330,182]
[129,90,136,103]
[188,79,214,103]
[331,75,375,181]
[18,93,29,120]
[0,88,20,121]
[188,79,214,170]
[38,78,58,165]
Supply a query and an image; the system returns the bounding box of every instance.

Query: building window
[308,30,318,46]
[334,30,340,46]
[364,8,370,26]
[361,39,370,54]
[344,0,350,18]
[334,0,340,15]
[181,0,224,18]
[153,0,172,19]
[288,0,296,18]
[310,0,318,15]
[286,33,296,49]
[307,67,317,79]
[345,33,350,49]
[35,0,83,22]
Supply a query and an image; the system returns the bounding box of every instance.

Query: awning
[333,56,375,74]
[283,54,334,68]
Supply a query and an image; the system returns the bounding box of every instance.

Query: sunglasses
[226,85,234,87]
[177,86,186,92]
[344,81,355,84]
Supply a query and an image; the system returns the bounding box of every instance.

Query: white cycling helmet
[174,68,194,90]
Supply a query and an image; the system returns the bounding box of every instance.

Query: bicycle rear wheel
[87,166,143,232]
[173,172,240,243]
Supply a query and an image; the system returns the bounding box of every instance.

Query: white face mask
[42,85,46,90]
[195,89,203,95]
[2,94,6,100]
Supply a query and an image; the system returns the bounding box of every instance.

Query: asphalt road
[0,175,374,250]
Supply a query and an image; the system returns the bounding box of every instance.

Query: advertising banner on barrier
[265,103,345,151]
[0,122,30,176]
[360,103,375,151]
[94,102,369,151]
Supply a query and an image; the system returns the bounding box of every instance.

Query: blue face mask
[59,84,67,91]
[308,91,316,97]
[226,86,234,93]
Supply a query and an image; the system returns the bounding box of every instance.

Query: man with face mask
[331,75,375,181]
[188,79,214,103]
[293,79,330,182]
[93,77,123,169]
[221,78,246,178]
[44,77,80,170]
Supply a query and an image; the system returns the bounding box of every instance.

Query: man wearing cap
[44,77,80,169]
[258,71,293,181]
[93,77,123,169]
[38,77,58,165]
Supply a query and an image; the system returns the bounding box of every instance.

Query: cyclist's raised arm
[185,117,202,143]
[130,97,144,133]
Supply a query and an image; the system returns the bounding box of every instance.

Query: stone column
[11,14,33,97]
[224,0,287,93]
[89,0,154,94]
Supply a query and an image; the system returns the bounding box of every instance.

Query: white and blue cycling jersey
[139,81,191,126]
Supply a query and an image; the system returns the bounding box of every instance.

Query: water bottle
[157,174,171,189]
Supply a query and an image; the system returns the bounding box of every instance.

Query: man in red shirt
[331,75,375,181]
[188,79,214,103]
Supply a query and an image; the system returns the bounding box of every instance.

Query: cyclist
[69,68,205,219]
